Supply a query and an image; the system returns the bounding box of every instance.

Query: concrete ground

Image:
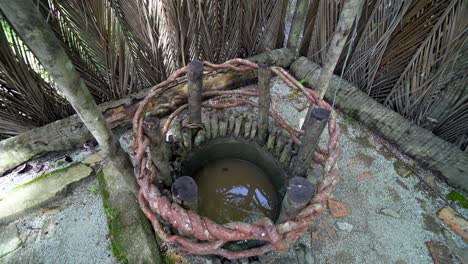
[0,77,466,264]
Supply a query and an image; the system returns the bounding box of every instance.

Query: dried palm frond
[381,0,466,127]
[0,18,72,136]
[41,0,143,102]
[302,0,343,66]
[343,0,412,90]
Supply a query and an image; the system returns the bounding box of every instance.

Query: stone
[0,223,22,258]
[82,151,104,165]
[210,113,219,138]
[181,127,192,151]
[355,171,373,180]
[379,208,401,218]
[250,121,258,139]
[266,126,278,151]
[227,114,236,135]
[0,163,92,224]
[97,164,162,263]
[393,160,412,178]
[219,118,228,137]
[233,116,243,137]
[438,207,468,242]
[194,130,206,147]
[244,117,252,138]
[202,112,211,139]
[328,199,350,218]
[336,222,353,232]
[426,241,454,264]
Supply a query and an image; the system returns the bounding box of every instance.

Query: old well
[131,58,341,259]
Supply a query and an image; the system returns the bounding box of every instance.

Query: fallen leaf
[395,179,409,190]
[426,241,454,264]
[310,229,319,249]
[355,172,373,180]
[438,208,468,242]
[328,199,351,218]
[322,219,337,243]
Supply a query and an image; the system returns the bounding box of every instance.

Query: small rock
[393,160,411,178]
[355,171,373,180]
[328,199,351,218]
[438,207,468,242]
[336,222,353,232]
[0,223,22,258]
[379,208,401,218]
[426,241,454,264]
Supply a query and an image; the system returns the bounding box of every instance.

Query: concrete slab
[0,223,21,258]
[0,163,92,224]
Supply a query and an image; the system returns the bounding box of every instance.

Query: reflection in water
[194,159,278,224]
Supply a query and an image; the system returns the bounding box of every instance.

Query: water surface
[194,159,279,224]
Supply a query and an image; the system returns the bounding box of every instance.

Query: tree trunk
[0,0,133,182]
[287,0,309,52]
[303,0,359,127]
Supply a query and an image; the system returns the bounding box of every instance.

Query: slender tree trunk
[287,0,309,52]
[0,0,134,184]
[302,0,359,128]
[316,0,360,99]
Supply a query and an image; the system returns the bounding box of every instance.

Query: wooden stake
[188,60,204,126]
[293,108,330,176]
[277,177,314,223]
[257,60,272,141]
[171,176,198,212]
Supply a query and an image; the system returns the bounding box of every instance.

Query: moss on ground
[96,169,128,264]
[393,160,412,178]
[15,163,80,189]
[446,191,468,208]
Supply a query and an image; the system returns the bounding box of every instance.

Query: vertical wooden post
[171,176,198,212]
[294,108,330,176]
[188,60,204,126]
[277,177,314,223]
[257,60,272,141]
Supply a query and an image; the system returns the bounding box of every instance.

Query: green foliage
[90,185,98,195]
[446,191,468,208]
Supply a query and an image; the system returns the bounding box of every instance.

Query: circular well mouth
[181,137,288,223]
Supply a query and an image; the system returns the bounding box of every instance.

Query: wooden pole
[287,0,309,52]
[188,60,204,126]
[257,60,272,141]
[293,108,330,176]
[302,0,359,128]
[171,176,198,211]
[277,177,314,223]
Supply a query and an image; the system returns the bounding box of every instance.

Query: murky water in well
[194,159,279,224]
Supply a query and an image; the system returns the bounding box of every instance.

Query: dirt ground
[0,77,466,264]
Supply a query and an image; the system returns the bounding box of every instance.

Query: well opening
[181,137,288,224]
[132,58,341,259]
